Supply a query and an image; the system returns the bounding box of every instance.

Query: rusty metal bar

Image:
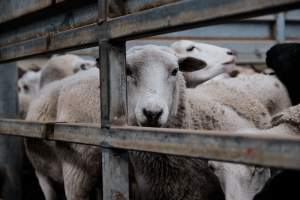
[0,24,98,64]
[0,119,300,170]
[1,0,300,63]
[102,148,129,200]
[99,41,127,127]
[0,0,181,48]
[99,0,129,199]
[0,0,53,24]
[99,41,129,200]
[105,0,300,40]
[0,63,22,199]
[0,2,98,47]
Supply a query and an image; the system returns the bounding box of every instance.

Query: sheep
[26,51,225,200]
[266,43,300,105]
[253,170,300,200]
[171,40,291,116]
[18,54,96,119]
[26,45,278,200]
[18,71,41,119]
[171,40,277,88]
[208,103,300,200]
[39,54,96,88]
[171,40,237,87]
[205,74,291,116]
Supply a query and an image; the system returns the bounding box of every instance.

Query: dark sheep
[266,43,300,105]
[253,170,300,200]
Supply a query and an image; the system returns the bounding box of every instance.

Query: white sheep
[210,103,300,200]
[26,47,224,200]
[171,40,277,87]
[18,54,96,119]
[205,74,291,116]
[26,45,292,200]
[39,54,96,88]
[171,40,291,116]
[18,71,41,118]
[171,40,237,87]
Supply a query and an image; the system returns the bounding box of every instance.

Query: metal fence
[1,0,300,199]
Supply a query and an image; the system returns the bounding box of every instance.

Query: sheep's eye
[80,64,86,70]
[209,165,215,172]
[23,85,29,92]
[73,68,80,73]
[171,68,179,76]
[186,46,196,52]
[126,68,133,76]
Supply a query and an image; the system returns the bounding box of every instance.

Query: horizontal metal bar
[0,119,299,170]
[0,0,180,48]
[0,2,97,47]
[104,0,300,40]
[1,0,300,62]
[0,24,98,63]
[127,39,274,64]
[0,0,53,24]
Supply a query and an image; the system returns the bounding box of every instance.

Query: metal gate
[0,0,300,199]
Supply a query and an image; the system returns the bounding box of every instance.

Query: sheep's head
[18,71,40,96]
[208,161,270,200]
[171,40,236,87]
[126,45,206,127]
[40,54,97,88]
[74,59,96,73]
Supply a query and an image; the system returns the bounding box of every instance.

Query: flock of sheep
[16,41,300,200]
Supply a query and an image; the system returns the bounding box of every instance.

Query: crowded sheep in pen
[0,1,299,200]
[10,41,298,200]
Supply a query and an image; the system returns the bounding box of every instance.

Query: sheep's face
[172,40,236,87]
[127,45,206,127]
[18,71,40,96]
[209,161,270,200]
[74,60,96,73]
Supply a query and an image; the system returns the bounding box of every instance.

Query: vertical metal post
[0,63,23,200]
[98,0,129,200]
[275,12,286,43]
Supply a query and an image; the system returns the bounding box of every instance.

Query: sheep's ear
[18,68,26,79]
[178,57,207,72]
[96,57,101,69]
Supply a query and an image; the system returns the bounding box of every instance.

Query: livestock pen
[0,0,300,200]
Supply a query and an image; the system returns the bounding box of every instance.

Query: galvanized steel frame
[1,0,300,199]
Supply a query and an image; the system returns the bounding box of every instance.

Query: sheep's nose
[227,50,237,56]
[143,108,163,122]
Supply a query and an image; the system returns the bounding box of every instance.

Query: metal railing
[1,0,300,199]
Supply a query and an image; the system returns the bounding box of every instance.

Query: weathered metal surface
[0,24,98,63]
[102,149,129,200]
[108,0,182,17]
[0,63,22,200]
[0,3,98,47]
[275,13,286,43]
[0,63,18,117]
[0,0,52,24]
[99,41,127,127]
[0,0,179,47]
[0,120,300,170]
[99,1,129,198]
[105,0,300,40]
[1,0,300,62]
